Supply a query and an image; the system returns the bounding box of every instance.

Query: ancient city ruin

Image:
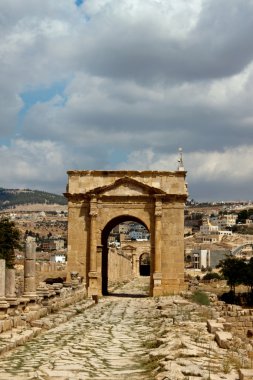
[1,171,253,379]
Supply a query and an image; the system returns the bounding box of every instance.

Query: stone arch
[101,215,150,295]
[65,170,187,296]
[139,252,151,276]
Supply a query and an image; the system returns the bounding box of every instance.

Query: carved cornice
[64,193,87,202]
[64,192,187,204]
[67,170,187,177]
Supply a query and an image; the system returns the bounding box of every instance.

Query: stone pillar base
[151,275,186,296]
[0,297,10,309]
[87,271,101,297]
[22,293,38,302]
[151,272,162,296]
[6,297,19,306]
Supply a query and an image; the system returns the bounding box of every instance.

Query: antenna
[177,147,185,171]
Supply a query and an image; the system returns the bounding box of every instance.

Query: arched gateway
[64,170,188,296]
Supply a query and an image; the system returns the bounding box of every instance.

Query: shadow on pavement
[106,293,149,298]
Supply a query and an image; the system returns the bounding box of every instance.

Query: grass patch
[143,339,160,349]
[191,290,210,306]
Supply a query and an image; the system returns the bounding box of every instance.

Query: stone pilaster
[153,195,163,296]
[0,260,9,309]
[132,253,137,276]
[23,239,37,300]
[88,196,99,296]
[96,245,103,296]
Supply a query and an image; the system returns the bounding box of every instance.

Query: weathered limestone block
[223,322,232,331]
[215,331,233,349]
[1,319,12,332]
[207,319,224,334]
[30,320,44,328]
[12,316,25,328]
[239,369,253,380]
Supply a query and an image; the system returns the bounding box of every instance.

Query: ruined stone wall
[205,293,253,342]
[216,301,253,339]
[108,248,133,287]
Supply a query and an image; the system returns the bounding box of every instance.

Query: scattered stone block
[2,319,12,332]
[215,331,233,349]
[30,320,44,328]
[207,319,224,333]
[239,368,253,380]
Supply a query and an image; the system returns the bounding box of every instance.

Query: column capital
[155,196,163,217]
[89,195,98,217]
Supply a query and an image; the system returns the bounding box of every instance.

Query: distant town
[1,189,253,277]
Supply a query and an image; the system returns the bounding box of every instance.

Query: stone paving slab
[0,277,250,380]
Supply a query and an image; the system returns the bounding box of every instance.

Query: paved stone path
[0,278,161,380]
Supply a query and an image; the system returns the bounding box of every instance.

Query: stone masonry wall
[108,247,133,287]
[0,284,87,337]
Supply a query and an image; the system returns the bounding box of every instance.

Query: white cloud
[0,140,67,191]
[120,145,253,200]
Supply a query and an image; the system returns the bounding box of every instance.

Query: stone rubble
[0,278,253,379]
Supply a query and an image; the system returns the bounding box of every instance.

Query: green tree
[237,210,248,223]
[242,257,253,291]
[0,218,21,268]
[218,257,246,293]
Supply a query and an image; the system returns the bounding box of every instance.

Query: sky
[1,0,253,201]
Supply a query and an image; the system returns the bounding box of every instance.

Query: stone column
[0,260,9,309]
[88,196,99,296]
[5,268,18,305]
[23,239,37,300]
[153,196,163,296]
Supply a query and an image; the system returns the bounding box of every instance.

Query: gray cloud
[0,0,253,200]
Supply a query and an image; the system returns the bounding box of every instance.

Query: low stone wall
[108,247,133,286]
[0,284,88,337]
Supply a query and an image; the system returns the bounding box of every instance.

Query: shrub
[191,290,210,306]
[202,272,221,281]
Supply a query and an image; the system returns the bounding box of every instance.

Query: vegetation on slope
[0,188,67,210]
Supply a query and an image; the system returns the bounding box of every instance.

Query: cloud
[0,139,68,191]
[0,0,253,200]
[120,145,253,200]
[77,0,253,83]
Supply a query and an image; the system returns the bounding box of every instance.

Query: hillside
[0,188,67,210]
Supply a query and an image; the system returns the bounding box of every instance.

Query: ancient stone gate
[65,170,187,296]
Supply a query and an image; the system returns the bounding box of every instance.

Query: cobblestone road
[0,278,162,380]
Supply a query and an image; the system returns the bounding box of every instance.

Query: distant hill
[0,188,67,210]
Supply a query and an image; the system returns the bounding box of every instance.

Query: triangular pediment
[85,177,166,197]
[122,245,136,251]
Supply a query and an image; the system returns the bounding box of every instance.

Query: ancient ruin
[64,170,188,296]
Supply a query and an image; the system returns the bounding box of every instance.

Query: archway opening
[139,253,150,276]
[101,215,151,296]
